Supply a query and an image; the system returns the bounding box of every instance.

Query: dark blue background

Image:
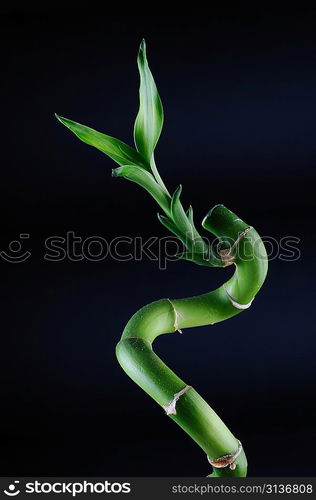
[0,8,315,476]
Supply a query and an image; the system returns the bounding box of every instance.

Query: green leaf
[134,40,164,163]
[157,213,188,245]
[177,250,222,268]
[55,114,150,171]
[112,165,170,214]
[186,205,194,226]
[170,185,193,237]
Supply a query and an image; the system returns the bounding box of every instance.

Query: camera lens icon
[4,481,20,496]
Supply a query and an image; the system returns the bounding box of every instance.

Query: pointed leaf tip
[55,113,64,123]
[55,114,73,130]
[134,39,164,164]
[55,116,150,170]
[173,185,182,199]
[138,40,146,65]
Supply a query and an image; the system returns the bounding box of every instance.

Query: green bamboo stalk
[56,40,268,477]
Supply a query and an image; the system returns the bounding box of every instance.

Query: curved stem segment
[116,204,268,477]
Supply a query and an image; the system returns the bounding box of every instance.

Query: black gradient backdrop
[0,8,315,476]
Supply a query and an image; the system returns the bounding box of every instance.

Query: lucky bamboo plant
[56,40,268,477]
